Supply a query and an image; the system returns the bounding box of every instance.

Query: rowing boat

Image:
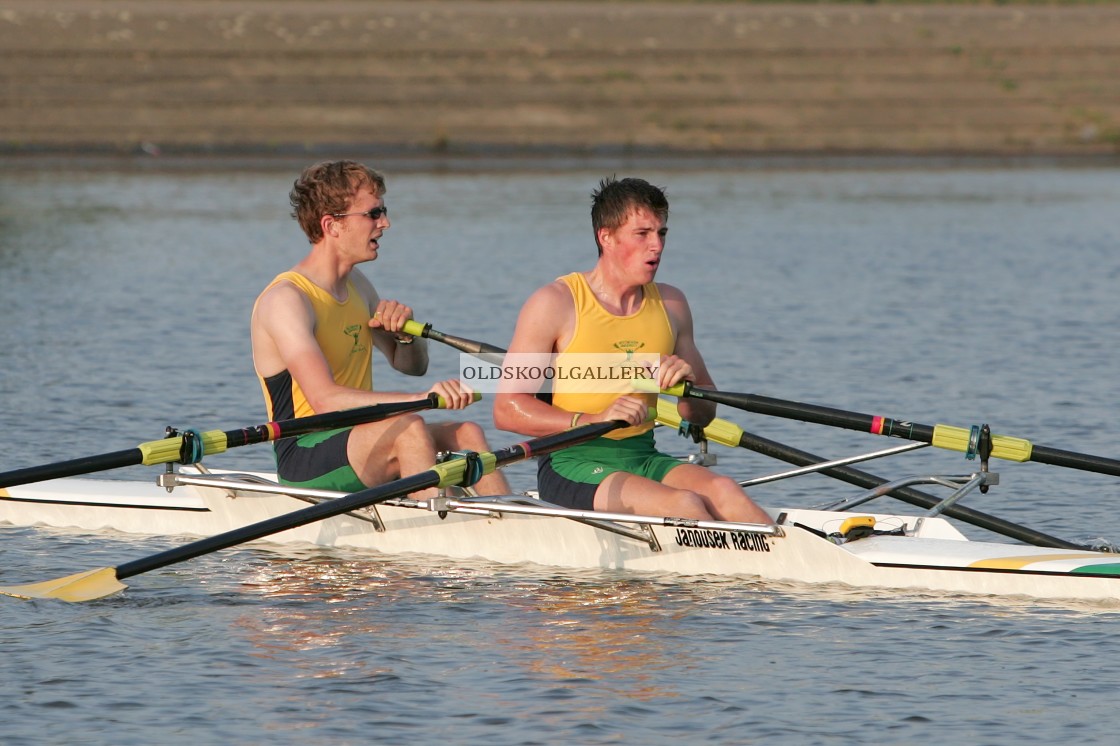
[3,456,1119,604]
[5,321,1120,606]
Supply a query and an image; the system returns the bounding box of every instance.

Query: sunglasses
[332,205,388,221]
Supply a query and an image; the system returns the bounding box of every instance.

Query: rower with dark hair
[494,177,771,523]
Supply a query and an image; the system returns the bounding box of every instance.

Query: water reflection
[231,552,701,700]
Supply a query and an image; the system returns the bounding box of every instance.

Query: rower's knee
[709,473,749,500]
[352,413,431,453]
[394,414,433,447]
[453,420,487,449]
[667,489,712,520]
[705,474,771,524]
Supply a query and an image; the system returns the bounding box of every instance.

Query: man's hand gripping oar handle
[401,320,506,357]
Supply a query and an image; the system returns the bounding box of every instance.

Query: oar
[0,418,627,603]
[401,319,676,416]
[654,400,1087,550]
[401,319,506,358]
[391,322,1090,549]
[400,320,1083,547]
[0,394,470,489]
[654,382,1120,480]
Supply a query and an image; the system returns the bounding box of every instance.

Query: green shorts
[274,427,367,493]
[547,430,682,485]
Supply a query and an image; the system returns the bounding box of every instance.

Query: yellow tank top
[255,271,373,420]
[553,272,675,439]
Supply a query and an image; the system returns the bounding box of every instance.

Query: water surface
[1,165,1119,744]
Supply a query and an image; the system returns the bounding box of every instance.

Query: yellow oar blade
[0,567,125,603]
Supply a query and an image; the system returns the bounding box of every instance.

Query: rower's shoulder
[525,278,574,309]
[252,274,317,332]
[653,281,688,304]
[256,272,302,306]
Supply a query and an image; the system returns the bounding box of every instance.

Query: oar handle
[402,320,506,357]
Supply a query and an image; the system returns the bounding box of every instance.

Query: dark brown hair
[590,176,669,254]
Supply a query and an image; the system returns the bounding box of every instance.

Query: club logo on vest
[344,324,367,354]
[613,339,645,361]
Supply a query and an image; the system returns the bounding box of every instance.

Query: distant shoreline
[5,150,1118,175]
[2,1,1118,165]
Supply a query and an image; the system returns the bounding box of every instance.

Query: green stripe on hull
[1071,564,1120,576]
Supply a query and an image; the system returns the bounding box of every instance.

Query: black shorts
[536,454,598,511]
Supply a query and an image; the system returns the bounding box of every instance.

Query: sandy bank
[1,1,1118,167]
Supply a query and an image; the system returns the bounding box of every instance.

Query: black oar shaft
[736,429,1087,550]
[115,419,623,582]
[223,396,440,448]
[1030,444,1120,478]
[0,449,144,489]
[115,471,441,580]
[403,320,506,356]
[0,396,442,489]
[680,383,1120,480]
[684,386,937,444]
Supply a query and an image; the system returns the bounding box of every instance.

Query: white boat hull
[4,470,1120,605]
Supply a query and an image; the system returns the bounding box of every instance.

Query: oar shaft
[0,395,447,489]
[115,419,623,582]
[0,449,144,489]
[222,395,444,448]
[402,320,506,356]
[680,385,936,443]
[115,471,441,580]
[673,383,1120,479]
[1029,444,1120,478]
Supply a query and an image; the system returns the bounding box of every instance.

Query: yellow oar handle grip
[137,430,229,466]
[931,424,1033,462]
[372,317,430,340]
[435,392,483,407]
[401,319,428,337]
[633,380,685,396]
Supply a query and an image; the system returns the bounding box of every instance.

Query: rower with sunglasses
[250,160,510,498]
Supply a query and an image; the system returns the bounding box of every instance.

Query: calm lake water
[2,163,1120,744]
